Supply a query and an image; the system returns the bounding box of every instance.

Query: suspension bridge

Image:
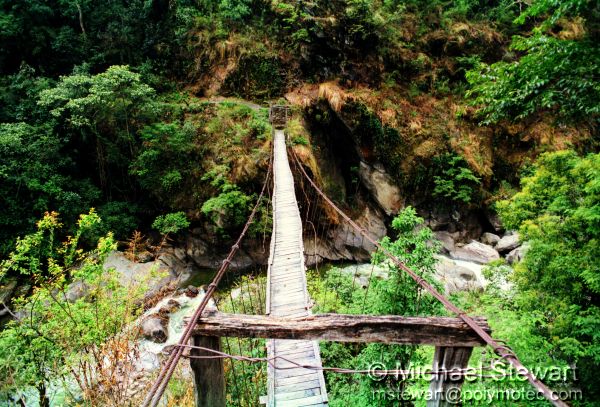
[141,105,569,407]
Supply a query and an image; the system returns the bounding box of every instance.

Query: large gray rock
[104,251,177,297]
[425,210,452,231]
[480,232,500,246]
[337,263,389,288]
[0,279,17,317]
[359,162,403,215]
[434,255,486,293]
[65,280,90,302]
[184,235,268,271]
[450,241,500,264]
[140,315,168,343]
[506,242,530,264]
[496,233,521,253]
[305,205,387,266]
[434,231,456,254]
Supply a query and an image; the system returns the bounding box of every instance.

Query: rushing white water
[136,290,208,372]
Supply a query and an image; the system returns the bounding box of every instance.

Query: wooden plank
[275,369,320,380]
[275,389,320,401]
[191,312,490,347]
[276,347,315,356]
[276,395,326,407]
[275,380,322,394]
[275,374,322,386]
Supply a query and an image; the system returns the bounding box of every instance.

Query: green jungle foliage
[433,154,482,204]
[152,211,190,235]
[466,0,600,125]
[0,211,149,406]
[497,150,600,401]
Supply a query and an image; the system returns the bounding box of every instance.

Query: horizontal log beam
[188,311,490,347]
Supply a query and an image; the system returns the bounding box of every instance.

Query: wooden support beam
[188,311,490,347]
[427,346,473,407]
[189,335,226,407]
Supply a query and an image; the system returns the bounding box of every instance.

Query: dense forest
[0,0,599,406]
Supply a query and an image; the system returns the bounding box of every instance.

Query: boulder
[186,286,199,298]
[434,231,456,254]
[484,210,504,233]
[359,162,403,215]
[434,255,486,294]
[159,299,181,314]
[65,280,90,303]
[306,204,387,266]
[104,251,176,297]
[0,279,17,317]
[506,243,530,264]
[450,241,500,264]
[136,251,154,263]
[496,233,520,253]
[185,235,264,271]
[337,263,390,288]
[480,232,500,246]
[425,210,452,231]
[141,315,168,343]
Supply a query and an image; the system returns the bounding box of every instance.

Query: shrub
[152,211,190,235]
[433,154,481,204]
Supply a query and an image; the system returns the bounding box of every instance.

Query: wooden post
[427,346,473,407]
[190,335,226,407]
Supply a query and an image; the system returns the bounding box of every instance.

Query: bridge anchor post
[427,346,472,407]
[189,334,226,407]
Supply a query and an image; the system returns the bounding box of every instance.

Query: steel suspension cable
[141,146,273,407]
[289,147,568,407]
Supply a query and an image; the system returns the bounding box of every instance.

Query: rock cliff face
[358,162,403,216]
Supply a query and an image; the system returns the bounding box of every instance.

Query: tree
[0,210,147,405]
[496,150,600,400]
[38,65,156,192]
[152,211,190,236]
[0,122,99,255]
[131,121,196,205]
[433,154,481,205]
[466,0,600,126]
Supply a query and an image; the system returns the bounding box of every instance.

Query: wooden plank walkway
[265,130,328,406]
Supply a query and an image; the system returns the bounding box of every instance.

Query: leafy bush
[131,121,196,204]
[467,35,600,125]
[200,166,253,235]
[466,0,600,125]
[152,211,190,236]
[497,150,600,401]
[0,122,100,255]
[433,154,481,204]
[223,55,284,100]
[0,211,148,405]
